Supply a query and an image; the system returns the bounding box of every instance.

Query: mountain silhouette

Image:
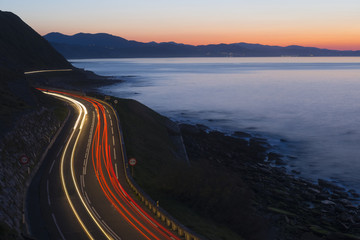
[44,32,360,59]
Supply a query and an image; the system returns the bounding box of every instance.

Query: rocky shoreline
[179,123,360,240]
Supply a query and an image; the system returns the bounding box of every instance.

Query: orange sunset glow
[3,0,360,50]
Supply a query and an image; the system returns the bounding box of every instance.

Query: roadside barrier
[103,99,203,240]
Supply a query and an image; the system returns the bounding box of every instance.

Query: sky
[2,0,360,50]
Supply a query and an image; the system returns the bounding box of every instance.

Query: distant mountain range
[44,32,360,59]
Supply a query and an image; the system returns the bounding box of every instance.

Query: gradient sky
[2,0,360,50]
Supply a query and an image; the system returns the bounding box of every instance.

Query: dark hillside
[0,10,73,134]
[0,10,71,72]
[0,11,74,238]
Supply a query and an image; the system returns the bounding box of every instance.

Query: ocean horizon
[72,57,360,191]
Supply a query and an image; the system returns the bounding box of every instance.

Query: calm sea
[71,57,360,190]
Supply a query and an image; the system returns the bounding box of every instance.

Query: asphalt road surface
[26,89,180,240]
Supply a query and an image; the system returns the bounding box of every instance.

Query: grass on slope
[103,95,249,240]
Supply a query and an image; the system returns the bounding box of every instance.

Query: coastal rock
[338,213,355,224]
[291,169,301,174]
[339,199,352,206]
[179,124,201,134]
[180,123,360,239]
[308,187,321,194]
[233,131,252,138]
[318,179,345,191]
[348,189,360,198]
[321,200,336,205]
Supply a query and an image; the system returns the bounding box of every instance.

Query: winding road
[26,89,180,240]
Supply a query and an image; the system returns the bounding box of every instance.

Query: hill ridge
[44,32,360,59]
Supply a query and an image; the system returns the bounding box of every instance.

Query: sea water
[71,57,360,190]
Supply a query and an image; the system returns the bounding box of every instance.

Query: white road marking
[52,213,66,240]
[115,163,119,179]
[111,127,114,135]
[113,148,116,160]
[83,162,87,175]
[101,221,121,240]
[49,160,56,174]
[84,191,91,205]
[110,120,113,127]
[117,182,127,197]
[112,136,115,146]
[80,175,85,188]
[47,180,51,205]
[92,206,101,220]
[83,112,95,176]
[56,146,64,157]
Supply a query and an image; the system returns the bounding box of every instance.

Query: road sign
[129,158,137,166]
[19,155,29,165]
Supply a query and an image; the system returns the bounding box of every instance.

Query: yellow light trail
[42,89,181,240]
[43,91,115,240]
[24,69,72,74]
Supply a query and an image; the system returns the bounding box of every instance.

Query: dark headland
[1,10,360,240]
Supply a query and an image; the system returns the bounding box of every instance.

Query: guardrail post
[178,228,184,236]
[166,218,171,226]
[171,222,177,231]
[106,101,203,240]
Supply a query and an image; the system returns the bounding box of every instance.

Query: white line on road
[92,206,101,220]
[47,180,51,205]
[80,175,85,188]
[49,160,56,174]
[111,127,114,135]
[56,146,64,157]
[112,136,115,146]
[52,213,66,240]
[101,220,121,240]
[110,120,113,127]
[84,191,91,205]
[115,163,119,179]
[83,111,95,177]
[113,148,116,160]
